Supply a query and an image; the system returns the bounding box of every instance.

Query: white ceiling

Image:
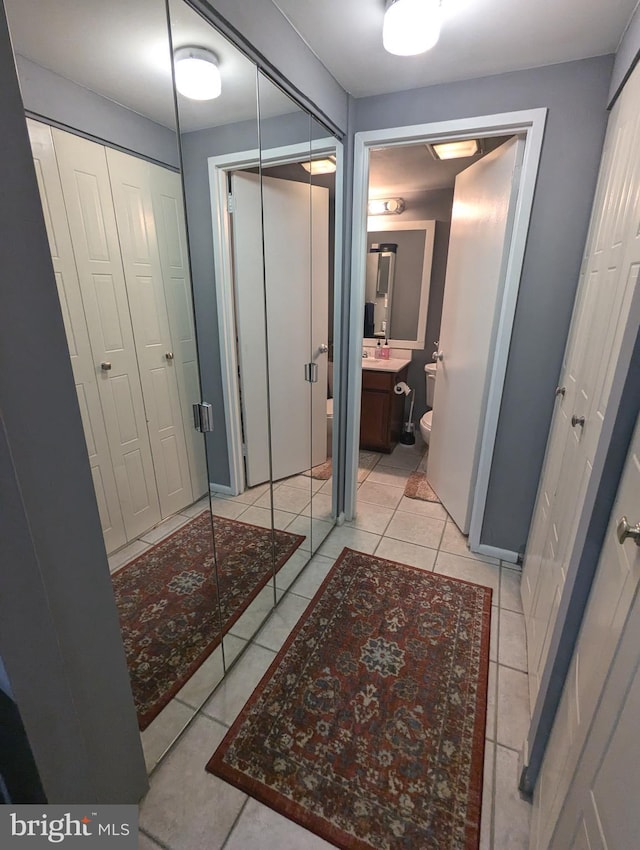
[272,0,638,98]
[4,0,294,132]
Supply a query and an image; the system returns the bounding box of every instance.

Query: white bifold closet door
[105,148,199,517]
[51,127,163,543]
[27,119,127,553]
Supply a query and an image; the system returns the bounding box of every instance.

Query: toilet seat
[327,398,334,419]
[419,410,432,444]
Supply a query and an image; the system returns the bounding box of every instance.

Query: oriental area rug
[404,470,441,503]
[207,547,492,850]
[112,512,304,730]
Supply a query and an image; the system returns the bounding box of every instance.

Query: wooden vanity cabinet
[360,365,409,453]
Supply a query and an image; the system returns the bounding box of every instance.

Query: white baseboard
[209,482,235,497]
[475,543,520,565]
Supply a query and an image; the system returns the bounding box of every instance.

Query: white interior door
[531,415,640,850]
[522,61,640,708]
[148,161,208,500]
[27,119,127,554]
[52,128,161,541]
[106,148,193,518]
[231,170,329,486]
[427,137,523,533]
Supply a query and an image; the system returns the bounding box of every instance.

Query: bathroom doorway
[347,110,546,562]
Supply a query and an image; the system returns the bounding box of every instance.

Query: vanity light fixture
[429,138,481,160]
[174,47,221,100]
[300,157,337,175]
[383,0,442,56]
[368,198,406,215]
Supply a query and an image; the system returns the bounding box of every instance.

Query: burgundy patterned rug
[112,513,304,730]
[207,547,492,849]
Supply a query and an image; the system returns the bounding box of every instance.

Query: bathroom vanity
[360,357,411,452]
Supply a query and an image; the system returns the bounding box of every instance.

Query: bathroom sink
[362,357,411,372]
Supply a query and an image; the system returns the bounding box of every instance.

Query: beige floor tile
[490,608,498,663]
[202,643,276,727]
[318,476,334,494]
[346,500,395,533]
[385,510,445,549]
[358,480,405,509]
[239,505,296,531]
[210,498,249,521]
[366,466,414,487]
[486,661,497,741]
[225,798,335,849]
[497,665,531,751]
[318,525,381,558]
[108,539,150,573]
[288,553,336,599]
[275,550,312,593]
[255,484,311,514]
[254,592,311,652]
[220,634,249,668]
[493,745,532,850]
[139,714,247,850]
[218,482,271,505]
[397,495,448,520]
[440,520,500,564]
[300,493,334,521]
[374,537,437,571]
[180,496,212,517]
[498,610,528,672]
[140,514,189,545]
[434,551,500,597]
[141,699,195,774]
[227,584,280,642]
[286,516,335,553]
[500,566,524,613]
[281,474,325,493]
[174,645,226,710]
[139,832,165,850]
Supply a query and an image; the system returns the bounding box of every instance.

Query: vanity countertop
[362,356,411,373]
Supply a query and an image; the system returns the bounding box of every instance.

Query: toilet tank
[425,363,437,408]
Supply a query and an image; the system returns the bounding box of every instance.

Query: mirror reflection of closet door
[8,0,223,768]
[167,0,279,671]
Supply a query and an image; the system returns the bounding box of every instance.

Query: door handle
[571,414,585,428]
[100,361,112,371]
[165,352,174,361]
[616,516,640,546]
[318,343,329,355]
[432,351,444,362]
[555,386,566,398]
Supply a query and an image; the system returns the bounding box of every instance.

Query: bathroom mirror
[4,0,224,771]
[364,218,436,349]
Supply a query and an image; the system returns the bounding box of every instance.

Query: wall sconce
[174,47,221,100]
[383,0,442,56]
[368,198,406,215]
[300,157,337,175]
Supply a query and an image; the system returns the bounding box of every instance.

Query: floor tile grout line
[219,795,251,850]
[139,826,173,850]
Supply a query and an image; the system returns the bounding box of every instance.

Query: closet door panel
[27,119,127,553]
[148,162,208,499]
[106,148,193,517]
[52,128,161,541]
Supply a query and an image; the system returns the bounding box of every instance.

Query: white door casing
[231,170,329,485]
[52,128,161,541]
[427,136,524,534]
[531,414,640,850]
[106,147,194,518]
[27,119,127,553]
[522,62,640,709]
[148,161,208,500]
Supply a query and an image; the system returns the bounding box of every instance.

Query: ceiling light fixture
[429,139,481,159]
[174,47,221,101]
[383,0,442,56]
[368,198,406,215]
[300,157,337,175]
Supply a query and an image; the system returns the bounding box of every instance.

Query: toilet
[419,363,437,445]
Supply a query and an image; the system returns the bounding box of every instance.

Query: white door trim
[347,109,547,559]
[208,138,343,496]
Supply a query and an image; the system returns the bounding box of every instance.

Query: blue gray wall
[15,55,179,167]
[354,55,614,554]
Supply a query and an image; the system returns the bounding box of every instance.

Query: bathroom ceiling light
[300,157,337,175]
[174,47,221,101]
[383,0,442,57]
[429,139,480,159]
[368,198,406,215]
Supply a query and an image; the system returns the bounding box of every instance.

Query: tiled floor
[124,441,532,849]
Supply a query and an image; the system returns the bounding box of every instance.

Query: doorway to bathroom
[347,110,546,562]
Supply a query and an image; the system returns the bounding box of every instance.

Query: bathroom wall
[354,55,613,554]
[609,0,640,106]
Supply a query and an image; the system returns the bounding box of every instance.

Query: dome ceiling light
[383,0,442,56]
[174,46,221,101]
